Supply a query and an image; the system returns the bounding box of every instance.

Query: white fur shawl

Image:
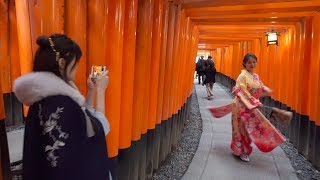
[14,72,85,106]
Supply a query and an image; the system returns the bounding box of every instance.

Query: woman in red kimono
[209,53,285,162]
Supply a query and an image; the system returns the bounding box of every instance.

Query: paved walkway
[7,128,24,163]
[183,83,298,180]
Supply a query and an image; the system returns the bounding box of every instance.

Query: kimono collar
[242,70,261,83]
[14,72,85,106]
[242,69,257,78]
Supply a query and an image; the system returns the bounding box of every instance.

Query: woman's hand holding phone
[85,70,109,112]
[95,71,109,114]
[95,71,109,91]
[87,67,109,91]
[87,74,95,90]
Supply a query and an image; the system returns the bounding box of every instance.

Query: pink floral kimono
[209,70,285,156]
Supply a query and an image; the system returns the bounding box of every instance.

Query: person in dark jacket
[207,55,215,67]
[203,59,216,100]
[14,34,113,180]
[196,56,206,85]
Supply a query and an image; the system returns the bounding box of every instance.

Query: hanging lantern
[265,30,280,46]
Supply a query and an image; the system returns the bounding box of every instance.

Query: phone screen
[91,65,106,79]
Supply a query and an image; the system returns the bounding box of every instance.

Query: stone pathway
[183,83,298,180]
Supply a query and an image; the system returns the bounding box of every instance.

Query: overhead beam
[194,21,298,26]
[199,39,258,43]
[199,30,276,35]
[192,17,303,23]
[184,1,320,13]
[199,35,263,39]
[182,0,315,9]
[199,36,259,40]
[189,11,316,20]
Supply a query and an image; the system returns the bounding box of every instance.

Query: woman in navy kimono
[14,34,113,180]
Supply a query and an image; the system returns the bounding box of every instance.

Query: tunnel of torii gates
[0,0,320,179]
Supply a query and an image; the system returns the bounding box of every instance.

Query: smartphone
[91,65,107,79]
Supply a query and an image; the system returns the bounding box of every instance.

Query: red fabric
[208,70,285,156]
[208,104,232,118]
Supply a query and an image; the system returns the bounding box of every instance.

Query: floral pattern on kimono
[209,70,285,156]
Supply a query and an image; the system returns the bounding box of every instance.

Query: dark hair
[33,34,82,80]
[207,59,214,67]
[242,53,257,67]
[208,56,212,59]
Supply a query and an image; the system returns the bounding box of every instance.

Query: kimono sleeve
[234,74,262,109]
[260,80,272,97]
[233,74,249,97]
[235,74,250,95]
[39,96,87,179]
